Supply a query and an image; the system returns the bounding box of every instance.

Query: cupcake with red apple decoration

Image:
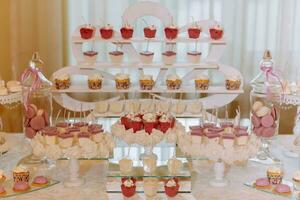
[164,178,180,197]
[100,24,113,39]
[109,44,124,64]
[79,23,95,40]
[143,113,157,134]
[131,116,143,133]
[159,114,171,133]
[120,23,134,40]
[121,177,136,198]
[209,24,224,40]
[164,24,178,40]
[139,74,155,90]
[188,21,201,39]
[144,24,156,38]
[83,50,98,65]
[121,113,134,130]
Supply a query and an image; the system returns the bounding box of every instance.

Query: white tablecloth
[0,134,299,200]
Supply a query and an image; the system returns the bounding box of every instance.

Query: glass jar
[250,50,282,161]
[21,52,52,139]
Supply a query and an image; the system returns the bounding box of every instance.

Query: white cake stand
[64,158,85,187]
[209,161,229,187]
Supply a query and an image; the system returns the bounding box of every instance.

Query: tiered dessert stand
[50,0,244,195]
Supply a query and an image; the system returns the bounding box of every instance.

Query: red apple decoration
[143,25,156,38]
[188,24,201,39]
[120,25,134,39]
[164,178,180,197]
[80,25,95,39]
[164,25,178,40]
[121,178,136,198]
[209,25,223,40]
[100,24,113,39]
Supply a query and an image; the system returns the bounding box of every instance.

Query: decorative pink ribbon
[260,65,285,100]
[20,67,43,108]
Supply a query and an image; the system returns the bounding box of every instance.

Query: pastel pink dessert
[144,25,156,38]
[273,184,291,195]
[261,115,274,128]
[190,128,205,136]
[13,181,30,192]
[100,24,113,39]
[30,115,46,131]
[87,124,103,132]
[0,185,6,195]
[25,127,36,139]
[32,176,49,186]
[220,122,234,128]
[56,122,71,134]
[254,178,271,189]
[80,25,95,39]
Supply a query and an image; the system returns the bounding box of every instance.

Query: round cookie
[252,101,263,112]
[25,127,36,139]
[251,114,261,128]
[256,106,270,117]
[253,127,264,136]
[30,116,46,130]
[262,127,275,138]
[261,115,274,128]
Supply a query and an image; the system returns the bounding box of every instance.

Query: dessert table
[0,134,297,200]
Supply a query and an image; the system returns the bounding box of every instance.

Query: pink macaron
[261,115,274,128]
[274,184,291,194]
[251,114,261,128]
[30,116,46,131]
[261,127,276,138]
[25,127,37,139]
[253,126,264,137]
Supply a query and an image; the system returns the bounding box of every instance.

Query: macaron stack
[251,100,278,138]
[24,104,50,139]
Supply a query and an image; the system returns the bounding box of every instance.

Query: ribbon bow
[260,64,285,100]
[20,67,43,109]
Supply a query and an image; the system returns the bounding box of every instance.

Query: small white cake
[143,157,157,173]
[167,157,183,174]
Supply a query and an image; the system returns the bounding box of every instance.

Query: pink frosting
[206,132,220,139]
[58,133,74,139]
[236,130,248,137]
[0,185,5,193]
[261,115,274,128]
[274,184,291,193]
[13,181,30,191]
[255,178,270,186]
[78,132,90,138]
[56,122,71,128]
[33,176,48,184]
[222,134,235,139]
